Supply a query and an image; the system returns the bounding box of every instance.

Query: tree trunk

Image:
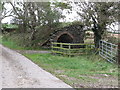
[29,28,36,47]
[30,29,36,40]
[94,32,102,49]
[22,22,27,33]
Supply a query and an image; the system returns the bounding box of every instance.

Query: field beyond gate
[51,42,95,56]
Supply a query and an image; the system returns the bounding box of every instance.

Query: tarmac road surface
[0,44,72,88]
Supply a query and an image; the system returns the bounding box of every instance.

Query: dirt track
[0,44,72,88]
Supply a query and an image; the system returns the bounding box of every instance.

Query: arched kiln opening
[57,34,73,43]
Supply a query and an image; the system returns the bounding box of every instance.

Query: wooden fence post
[99,41,101,55]
[110,44,112,58]
[86,44,88,54]
[118,43,120,65]
[51,42,53,53]
[101,41,102,54]
[118,43,120,88]
[69,44,71,57]
[60,43,63,55]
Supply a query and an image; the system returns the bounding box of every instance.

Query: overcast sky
[1,1,119,32]
[1,1,80,23]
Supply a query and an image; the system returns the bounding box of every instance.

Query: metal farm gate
[99,40,118,63]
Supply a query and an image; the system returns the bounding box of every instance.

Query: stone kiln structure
[42,23,85,47]
[50,24,85,44]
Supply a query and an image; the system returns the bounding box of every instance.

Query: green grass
[0,36,24,50]
[0,34,118,87]
[0,35,2,43]
[1,38,50,50]
[24,53,118,87]
[0,34,50,50]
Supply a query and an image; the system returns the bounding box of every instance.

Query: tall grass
[0,33,50,50]
[24,53,118,87]
[25,53,118,76]
[1,34,24,50]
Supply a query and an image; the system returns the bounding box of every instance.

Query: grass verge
[24,53,118,88]
[0,34,50,50]
[0,35,24,50]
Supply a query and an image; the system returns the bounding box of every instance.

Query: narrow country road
[0,44,72,88]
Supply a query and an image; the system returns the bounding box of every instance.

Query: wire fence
[51,42,95,56]
[99,40,118,63]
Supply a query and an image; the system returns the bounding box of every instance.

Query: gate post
[69,44,71,57]
[118,43,120,65]
[51,42,53,53]
[118,43,120,88]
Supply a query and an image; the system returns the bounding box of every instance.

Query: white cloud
[1,3,13,24]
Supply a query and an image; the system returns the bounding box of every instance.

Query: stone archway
[57,33,73,43]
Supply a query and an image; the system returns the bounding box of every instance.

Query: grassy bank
[0,34,25,50]
[24,53,118,88]
[0,34,50,50]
